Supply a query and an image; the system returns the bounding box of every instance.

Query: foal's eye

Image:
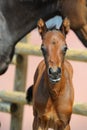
[63,46,68,54]
[41,44,47,56]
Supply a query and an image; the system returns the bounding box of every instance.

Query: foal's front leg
[33,117,48,130]
[33,117,43,130]
[54,123,70,130]
[33,117,39,130]
[64,125,70,130]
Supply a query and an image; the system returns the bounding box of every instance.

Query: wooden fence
[0,42,87,130]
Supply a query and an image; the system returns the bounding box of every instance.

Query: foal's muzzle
[48,67,61,83]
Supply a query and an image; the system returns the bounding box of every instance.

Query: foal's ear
[60,17,70,36]
[37,18,47,39]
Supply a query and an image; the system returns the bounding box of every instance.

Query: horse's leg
[74,27,87,47]
[54,123,59,130]
[54,124,70,130]
[64,125,70,130]
[40,118,49,130]
[33,117,48,130]
[33,117,41,130]
[81,24,87,40]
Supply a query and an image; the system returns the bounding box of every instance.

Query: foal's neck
[45,63,66,99]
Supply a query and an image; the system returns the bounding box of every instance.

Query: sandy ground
[0,29,87,130]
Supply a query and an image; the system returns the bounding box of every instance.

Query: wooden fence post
[10,54,28,130]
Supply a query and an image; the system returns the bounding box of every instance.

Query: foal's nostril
[57,67,61,74]
[49,67,53,75]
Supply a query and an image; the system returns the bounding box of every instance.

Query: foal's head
[37,18,70,83]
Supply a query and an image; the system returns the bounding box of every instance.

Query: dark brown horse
[0,0,58,75]
[59,0,87,47]
[27,18,74,130]
[1,0,87,75]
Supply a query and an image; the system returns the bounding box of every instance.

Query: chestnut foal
[32,18,74,130]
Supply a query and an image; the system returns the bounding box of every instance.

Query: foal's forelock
[43,31,66,62]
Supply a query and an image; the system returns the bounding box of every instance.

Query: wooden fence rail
[15,43,87,62]
[0,91,87,116]
[0,42,87,130]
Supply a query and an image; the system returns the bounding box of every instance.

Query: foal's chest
[34,89,60,120]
